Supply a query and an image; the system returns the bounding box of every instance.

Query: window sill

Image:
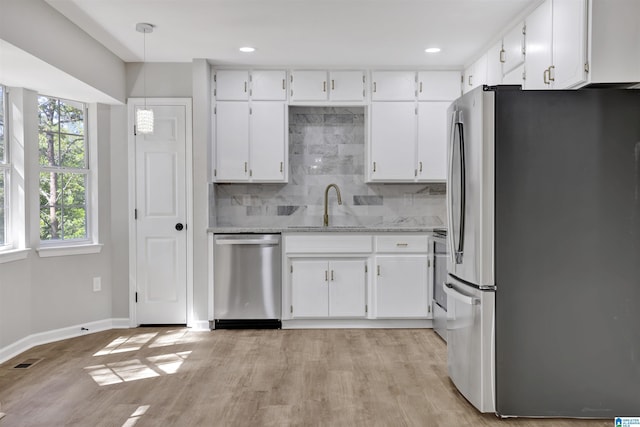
[37,243,103,258]
[0,248,31,264]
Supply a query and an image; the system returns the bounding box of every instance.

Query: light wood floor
[0,328,611,427]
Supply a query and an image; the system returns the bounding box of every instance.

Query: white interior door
[133,103,188,324]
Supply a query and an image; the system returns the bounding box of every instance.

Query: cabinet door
[551,0,587,89]
[464,54,488,94]
[417,102,448,182]
[485,41,504,86]
[249,102,286,181]
[524,0,552,89]
[502,22,525,74]
[290,70,328,101]
[251,70,287,101]
[328,260,366,317]
[291,260,329,318]
[215,70,250,100]
[329,70,365,101]
[503,63,525,86]
[371,71,416,101]
[375,256,429,318]
[369,102,416,181]
[417,71,461,101]
[214,102,249,181]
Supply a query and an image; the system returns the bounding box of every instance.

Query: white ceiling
[45,0,541,69]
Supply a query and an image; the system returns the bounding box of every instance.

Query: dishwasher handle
[215,238,280,245]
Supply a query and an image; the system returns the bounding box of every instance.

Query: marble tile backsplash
[212,106,446,228]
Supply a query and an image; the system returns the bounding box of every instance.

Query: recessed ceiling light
[425,47,441,53]
[239,46,255,53]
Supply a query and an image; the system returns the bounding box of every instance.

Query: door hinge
[290,265,293,273]
[135,292,138,303]
[214,106,216,114]
[214,89,217,97]
[365,304,368,313]
[214,74,217,82]
[134,209,138,220]
[249,107,252,115]
[133,125,137,136]
[364,264,368,273]
[290,305,293,314]
[428,305,431,314]
[584,62,590,73]
[522,24,526,35]
[214,169,217,177]
[428,259,431,268]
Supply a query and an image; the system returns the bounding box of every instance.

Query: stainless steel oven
[431,229,448,341]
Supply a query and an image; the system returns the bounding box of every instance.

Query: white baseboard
[0,318,131,365]
[189,320,211,331]
[282,319,433,329]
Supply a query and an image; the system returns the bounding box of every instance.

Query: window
[0,85,8,247]
[38,95,89,242]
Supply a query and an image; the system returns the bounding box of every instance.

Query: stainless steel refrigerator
[445,85,640,418]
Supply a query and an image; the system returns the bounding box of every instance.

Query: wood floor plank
[0,328,612,426]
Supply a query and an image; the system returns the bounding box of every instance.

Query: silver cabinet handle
[331,79,335,90]
[373,161,377,172]
[373,82,377,92]
[244,162,248,172]
[325,270,329,282]
[396,243,408,247]
[544,68,550,85]
[282,79,285,90]
[377,265,381,276]
[244,81,247,92]
[419,161,423,172]
[548,65,555,82]
[323,81,326,92]
[331,270,334,281]
[499,48,506,63]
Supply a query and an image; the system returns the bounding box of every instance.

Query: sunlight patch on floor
[148,329,194,348]
[85,351,192,386]
[93,333,159,356]
[121,405,150,427]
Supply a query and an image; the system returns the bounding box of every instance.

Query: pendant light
[135,22,154,134]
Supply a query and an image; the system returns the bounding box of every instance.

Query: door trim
[127,98,194,327]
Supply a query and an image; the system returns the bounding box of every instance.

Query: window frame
[0,84,11,251]
[37,94,94,248]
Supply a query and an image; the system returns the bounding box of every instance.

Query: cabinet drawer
[375,235,428,252]
[285,235,373,253]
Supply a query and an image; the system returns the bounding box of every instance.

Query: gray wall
[0,0,125,103]
[214,107,446,228]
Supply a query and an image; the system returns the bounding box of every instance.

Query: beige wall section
[126,63,193,98]
[0,89,115,355]
[191,59,211,322]
[0,0,125,103]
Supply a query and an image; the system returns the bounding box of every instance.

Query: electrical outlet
[93,277,101,292]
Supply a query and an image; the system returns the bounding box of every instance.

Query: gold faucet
[323,183,342,227]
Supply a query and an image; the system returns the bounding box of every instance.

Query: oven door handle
[443,282,478,305]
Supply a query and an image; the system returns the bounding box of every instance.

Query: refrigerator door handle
[444,282,478,305]
[456,120,466,265]
[447,110,458,267]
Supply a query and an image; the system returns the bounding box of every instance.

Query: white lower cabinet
[374,256,429,318]
[290,258,367,319]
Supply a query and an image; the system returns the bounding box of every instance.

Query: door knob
[175,223,184,231]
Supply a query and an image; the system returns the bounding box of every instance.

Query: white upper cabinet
[502,21,526,74]
[214,102,250,180]
[215,70,250,100]
[251,70,287,101]
[417,102,449,181]
[329,70,366,101]
[290,70,366,102]
[463,54,488,93]
[524,0,587,90]
[551,0,587,89]
[290,70,328,101]
[485,41,504,86]
[371,71,416,101]
[524,0,553,89]
[417,71,461,101]
[369,102,416,181]
[249,102,287,182]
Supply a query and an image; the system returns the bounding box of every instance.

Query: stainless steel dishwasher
[213,234,281,329]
